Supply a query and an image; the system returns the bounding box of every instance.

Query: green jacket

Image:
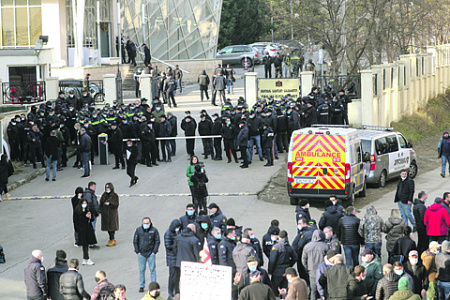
[186,164,196,186]
[362,255,383,296]
[389,289,421,300]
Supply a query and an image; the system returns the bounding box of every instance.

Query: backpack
[197,179,207,195]
[0,244,5,263]
[98,282,115,300]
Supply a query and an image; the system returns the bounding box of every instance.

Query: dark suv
[59,79,105,104]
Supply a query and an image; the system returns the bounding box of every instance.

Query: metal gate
[2,81,46,104]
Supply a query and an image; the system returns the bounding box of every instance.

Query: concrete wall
[357,44,450,127]
[51,64,132,82]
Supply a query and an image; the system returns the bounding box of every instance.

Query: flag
[200,237,212,267]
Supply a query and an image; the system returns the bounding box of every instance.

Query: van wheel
[377,170,387,188]
[359,182,367,197]
[290,197,298,205]
[409,161,418,179]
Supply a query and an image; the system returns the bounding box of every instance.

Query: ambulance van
[287,126,366,206]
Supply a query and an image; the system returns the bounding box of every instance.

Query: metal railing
[313,74,361,99]
[2,81,46,104]
[58,80,105,104]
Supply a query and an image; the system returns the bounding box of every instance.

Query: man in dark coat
[142,43,151,66]
[159,114,173,162]
[222,117,239,163]
[27,124,45,169]
[219,228,237,274]
[211,113,223,160]
[125,139,139,187]
[237,120,249,168]
[133,217,160,293]
[46,250,68,300]
[108,122,125,170]
[198,70,210,101]
[319,200,343,236]
[24,249,48,299]
[394,169,416,229]
[319,254,351,300]
[338,206,362,267]
[208,202,227,233]
[79,127,92,178]
[412,191,428,255]
[59,258,90,300]
[238,270,276,300]
[198,114,214,159]
[181,113,196,157]
[404,250,428,296]
[174,224,202,290]
[164,219,182,299]
[44,130,60,181]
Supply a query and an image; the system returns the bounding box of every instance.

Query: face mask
[148,124,153,128]
[153,292,160,298]
[123,121,127,124]
[81,203,87,209]
[394,269,403,276]
[325,233,330,240]
[12,122,16,126]
[143,224,150,230]
[185,114,189,118]
[401,175,407,180]
[297,225,303,231]
[175,228,180,233]
[185,119,190,122]
[127,144,132,147]
[106,190,111,193]
[271,236,277,241]
[248,265,257,272]
[410,258,418,265]
[95,276,101,283]
[250,235,255,239]
[305,204,310,209]
[361,257,368,264]
[230,236,236,241]
[84,124,88,127]
[156,107,161,111]
[434,250,440,255]
[227,121,231,125]
[49,114,54,117]
[209,212,215,216]
[201,223,208,230]
[40,113,45,117]
[187,210,194,216]
[216,234,222,239]
[361,275,366,280]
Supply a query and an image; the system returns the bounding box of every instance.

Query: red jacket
[424,203,450,236]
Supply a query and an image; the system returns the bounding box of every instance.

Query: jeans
[91,216,97,230]
[365,242,382,258]
[247,135,263,161]
[343,244,360,267]
[442,155,450,174]
[169,139,176,155]
[138,253,156,288]
[226,78,234,93]
[46,155,57,180]
[397,201,416,227]
[82,151,90,176]
[176,79,182,93]
[160,140,171,161]
[438,280,450,300]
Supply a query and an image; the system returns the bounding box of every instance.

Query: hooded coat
[424,202,450,236]
[164,219,181,267]
[376,272,401,300]
[358,205,386,244]
[99,184,119,232]
[302,230,329,278]
[385,210,406,253]
[319,205,343,236]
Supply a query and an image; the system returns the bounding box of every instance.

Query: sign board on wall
[180,261,232,300]
[257,78,300,101]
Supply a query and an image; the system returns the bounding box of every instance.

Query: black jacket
[238,281,276,300]
[261,127,274,148]
[247,117,262,136]
[164,219,181,267]
[45,135,60,160]
[219,236,237,272]
[108,127,123,147]
[46,259,68,300]
[212,118,223,135]
[126,144,139,165]
[174,228,202,267]
[59,269,90,300]
[412,199,427,230]
[394,177,415,204]
[222,123,237,140]
[182,119,196,136]
[338,215,362,245]
[404,261,428,295]
[133,224,160,257]
[179,212,199,229]
[207,234,221,264]
[24,256,47,297]
[375,272,401,300]
[237,125,249,147]
[198,119,213,136]
[391,235,416,260]
[190,172,209,198]
[209,209,227,232]
[0,160,14,185]
[268,237,297,276]
[319,205,343,236]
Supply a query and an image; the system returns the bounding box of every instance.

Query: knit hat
[327,249,338,260]
[207,203,219,209]
[247,256,257,262]
[269,227,280,235]
[444,131,449,135]
[148,281,160,291]
[361,249,373,256]
[226,218,236,226]
[283,267,298,277]
[299,199,309,207]
[442,240,450,252]
[398,277,409,290]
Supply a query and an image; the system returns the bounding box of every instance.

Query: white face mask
[394,269,403,276]
[81,203,87,209]
[401,175,407,180]
[297,225,303,231]
[361,257,368,263]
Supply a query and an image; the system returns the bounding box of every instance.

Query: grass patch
[392,89,450,143]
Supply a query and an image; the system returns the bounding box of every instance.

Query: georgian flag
[200,238,212,267]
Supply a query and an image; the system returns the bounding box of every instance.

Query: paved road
[0,64,442,299]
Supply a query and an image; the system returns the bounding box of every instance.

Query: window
[356,144,362,163]
[375,137,388,155]
[397,134,408,149]
[221,47,232,54]
[361,139,371,155]
[386,135,399,152]
[0,0,42,48]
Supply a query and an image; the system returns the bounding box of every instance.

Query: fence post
[300,71,314,97]
[0,78,3,106]
[244,72,258,109]
[360,69,374,126]
[103,74,117,106]
[140,74,152,101]
[45,77,59,101]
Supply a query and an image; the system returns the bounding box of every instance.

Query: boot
[110,240,116,246]
[106,240,113,246]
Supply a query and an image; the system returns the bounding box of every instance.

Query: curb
[7,168,46,193]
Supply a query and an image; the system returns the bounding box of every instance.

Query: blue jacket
[174,228,202,267]
[268,237,297,276]
[133,224,160,258]
[218,237,237,272]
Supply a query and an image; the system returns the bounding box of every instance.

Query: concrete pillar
[244,72,258,108]
[104,74,116,106]
[140,74,152,101]
[45,77,59,100]
[300,71,314,97]
[360,70,374,126]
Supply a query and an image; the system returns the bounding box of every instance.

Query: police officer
[302,100,317,127]
[140,121,158,167]
[330,94,345,125]
[108,121,125,170]
[219,228,237,274]
[274,53,283,78]
[339,89,352,125]
[164,73,178,108]
[211,113,223,160]
[268,230,297,296]
[208,203,227,233]
[292,218,315,284]
[317,98,331,124]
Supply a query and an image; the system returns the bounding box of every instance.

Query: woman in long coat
[71,186,84,247]
[100,182,119,247]
[74,198,97,265]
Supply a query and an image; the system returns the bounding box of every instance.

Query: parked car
[250,43,268,56]
[59,79,105,104]
[216,45,262,67]
[358,126,418,187]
